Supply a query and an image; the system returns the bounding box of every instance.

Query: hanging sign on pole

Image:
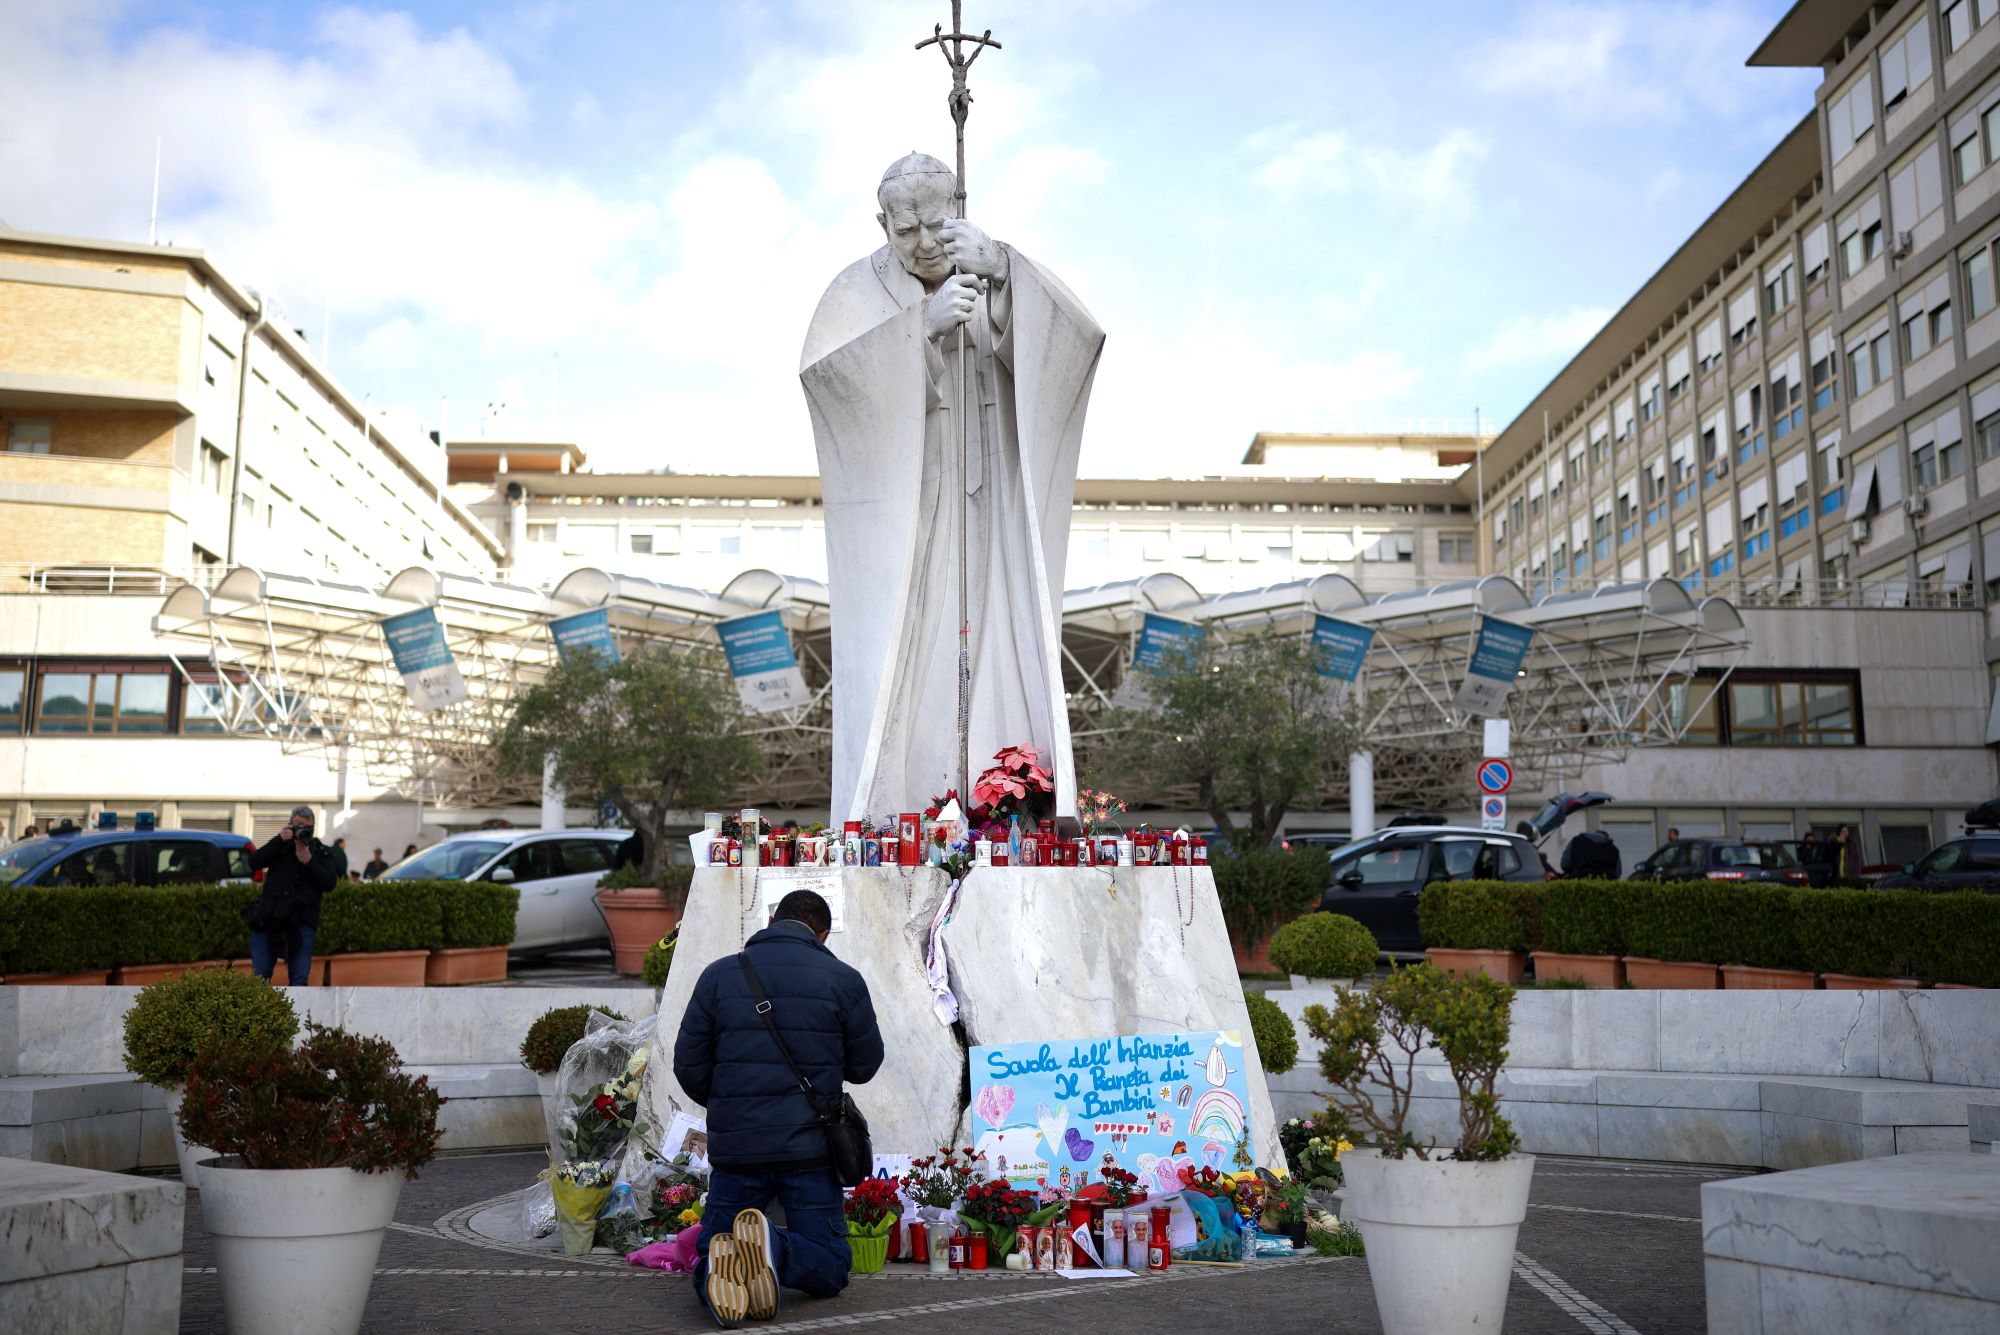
[1454,616,1534,717]
[549,608,620,664]
[715,610,810,714]
[381,608,469,711]
[1311,615,1374,682]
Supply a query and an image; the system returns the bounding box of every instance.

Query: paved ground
[174,1150,1739,1333]
[501,948,651,989]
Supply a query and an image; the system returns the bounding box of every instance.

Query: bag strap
[738,950,823,1111]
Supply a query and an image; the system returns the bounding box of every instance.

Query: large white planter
[197,1157,405,1335]
[1340,1148,1536,1335]
[535,1070,563,1152]
[163,1085,216,1188]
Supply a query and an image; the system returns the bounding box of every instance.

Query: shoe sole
[706,1237,749,1328]
[732,1208,780,1319]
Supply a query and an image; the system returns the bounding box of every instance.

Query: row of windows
[0,664,296,737]
[1664,674,1862,748]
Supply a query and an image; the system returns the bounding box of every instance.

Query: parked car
[1631,839,1808,884]
[1317,826,1550,955]
[0,825,257,888]
[1873,835,2000,892]
[379,828,632,952]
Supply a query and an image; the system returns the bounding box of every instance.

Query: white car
[380,828,633,952]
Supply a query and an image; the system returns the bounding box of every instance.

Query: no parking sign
[1481,796,1507,832]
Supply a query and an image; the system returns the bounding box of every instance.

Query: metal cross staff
[917,2,1000,812]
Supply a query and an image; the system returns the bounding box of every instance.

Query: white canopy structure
[153,564,1746,813]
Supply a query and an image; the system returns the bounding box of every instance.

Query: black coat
[248,834,338,929]
[673,919,884,1171]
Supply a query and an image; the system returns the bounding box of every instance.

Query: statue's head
[877,152,957,284]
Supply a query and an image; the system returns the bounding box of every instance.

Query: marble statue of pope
[801,153,1105,823]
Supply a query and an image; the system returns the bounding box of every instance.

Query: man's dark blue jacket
[673,918,884,1171]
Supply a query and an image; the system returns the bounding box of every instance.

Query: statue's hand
[940,219,1008,283]
[924,273,982,341]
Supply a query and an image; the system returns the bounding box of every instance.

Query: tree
[1092,634,1360,852]
[495,647,761,883]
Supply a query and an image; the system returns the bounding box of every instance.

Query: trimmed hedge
[1419,878,2000,985]
[1418,881,1546,952]
[0,879,515,975]
[1268,912,1379,980]
[1243,988,1298,1075]
[1211,848,1329,949]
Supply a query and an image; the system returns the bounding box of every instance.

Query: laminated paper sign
[968,1030,1252,1195]
[550,608,620,664]
[380,607,469,711]
[756,868,846,933]
[1453,615,1534,718]
[715,610,810,714]
[1310,615,1374,682]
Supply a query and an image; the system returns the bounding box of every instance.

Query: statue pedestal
[635,865,1282,1174]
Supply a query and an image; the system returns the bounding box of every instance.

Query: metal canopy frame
[153,564,1746,816]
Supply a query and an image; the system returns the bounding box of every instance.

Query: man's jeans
[249,927,316,985]
[694,1165,850,1299]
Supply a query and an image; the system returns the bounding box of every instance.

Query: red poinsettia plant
[958,1177,1065,1262]
[970,745,1055,825]
[845,1176,902,1236]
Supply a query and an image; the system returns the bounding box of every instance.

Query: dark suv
[0,827,258,887]
[1318,827,1549,955]
[1874,835,2000,892]
[1632,839,1807,884]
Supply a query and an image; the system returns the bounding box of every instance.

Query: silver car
[380,828,632,952]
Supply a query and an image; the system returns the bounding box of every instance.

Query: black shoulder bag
[737,950,873,1187]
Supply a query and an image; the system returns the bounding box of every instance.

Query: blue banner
[1311,616,1374,681]
[968,1030,1252,1192]
[715,610,808,714]
[550,608,620,664]
[1132,613,1206,671]
[380,607,468,710]
[1454,616,1534,716]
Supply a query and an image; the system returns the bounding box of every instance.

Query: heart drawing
[1151,1154,1195,1195]
[974,1083,1015,1129]
[1063,1127,1095,1163]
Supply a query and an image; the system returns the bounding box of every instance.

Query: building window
[1847,323,1893,396]
[1829,70,1875,163]
[1696,318,1724,372]
[5,419,53,454]
[629,533,653,555]
[1879,18,1933,114]
[1968,247,1995,322]
[1803,221,1830,284]
[1764,258,1796,315]
[0,665,23,733]
[1438,533,1473,564]
[35,668,170,734]
[1659,678,1722,744]
[1838,198,1884,277]
[1977,383,2000,459]
[1810,329,1841,410]
[1726,677,1859,746]
[1728,287,1758,346]
[1946,0,2000,52]
[1889,142,1945,230]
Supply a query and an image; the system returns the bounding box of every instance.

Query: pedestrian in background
[674,889,883,1325]
[331,836,352,879]
[1831,825,1857,883]
[363,847,389,879]
[403,843,419,861]
[246,806,336,985]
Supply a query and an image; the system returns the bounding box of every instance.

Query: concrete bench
[1264,984,2000,1170]
[0,1157,183,1333]
[1703,1151,2000,1333]
[1973,1103,1999,1154]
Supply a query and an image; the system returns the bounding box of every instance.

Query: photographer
[246,806,337,985]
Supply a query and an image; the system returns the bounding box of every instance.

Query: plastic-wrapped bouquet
[552,1159,619,1255]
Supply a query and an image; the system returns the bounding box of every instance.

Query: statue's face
[878,177,955,283]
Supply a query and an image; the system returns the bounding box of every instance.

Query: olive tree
[496,647,761,883]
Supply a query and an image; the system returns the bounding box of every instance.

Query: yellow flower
[1335,1139,1354,1157]
[678,1207,702,1227]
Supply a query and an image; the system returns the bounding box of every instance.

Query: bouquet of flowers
[560,1074,647,1164]
[1281,1110,1353,1190]
[1263,1176,1310,1233]
[957,1178,1063,1263]
[1099,1165,1145,1208]
[845,1177,902,1237]
[901,1146,981,1215]
[1175,1163,1232,1198]
[1076,787,1127,835]
[970,744,1055,826]
[652,1180,704,1232]
[551,1158,619,1256]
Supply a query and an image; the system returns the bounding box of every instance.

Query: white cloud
[1468,306,1611,371]
[1248,124,1488,216]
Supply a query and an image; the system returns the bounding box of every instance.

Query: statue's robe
[801,245,1104,821]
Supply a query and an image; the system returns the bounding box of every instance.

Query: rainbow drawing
[1188,1088,1246,1146]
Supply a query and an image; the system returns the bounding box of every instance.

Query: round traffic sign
[1482,796,1505,820]
[1477,758,1513,794]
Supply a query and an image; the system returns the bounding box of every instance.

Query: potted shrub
[1265,1175,1312,1249]
[1912,892,2000,988]
[1532,880,1626,987]
[1712,884,1815,988]
[520,1003,627,1150]
[178,1022,443,1334]
[640,928,677,991]
[425,881,518,984]
[1243,988,1299,1076]
[122,965,299,1186]
[845,1177,901,1273]
[1797,887,1923,988]
[594,863,693,977]
[1269,911,1379,989]
[318,881,443,986]
[1621,881,1722,987]
[1305,963,1532,1335]
[1418,881,1542,983]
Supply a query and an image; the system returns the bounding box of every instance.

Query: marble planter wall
[1703,1152,2000,1334]
[0,1157,183,1333]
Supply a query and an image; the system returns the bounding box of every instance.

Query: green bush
[641,929,677,990]
[1908,891,2000,987]
[436,882,520,949]
[1417,881,1546,952]
[1269,912,1378,980]
[1243,988,1299,1075]
[1795,887,1923,979]
[1212,848,1328,950]
[316,880,445,955]
[520,1003,628,1074]
[1542,880,1629,956]
[1706,882,1805,970]
[122,966,299,1087]
[1622,880,1726,962]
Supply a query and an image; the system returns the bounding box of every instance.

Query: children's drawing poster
[967,1030,1251,1196]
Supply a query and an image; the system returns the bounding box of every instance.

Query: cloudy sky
[0,1,1818,476]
